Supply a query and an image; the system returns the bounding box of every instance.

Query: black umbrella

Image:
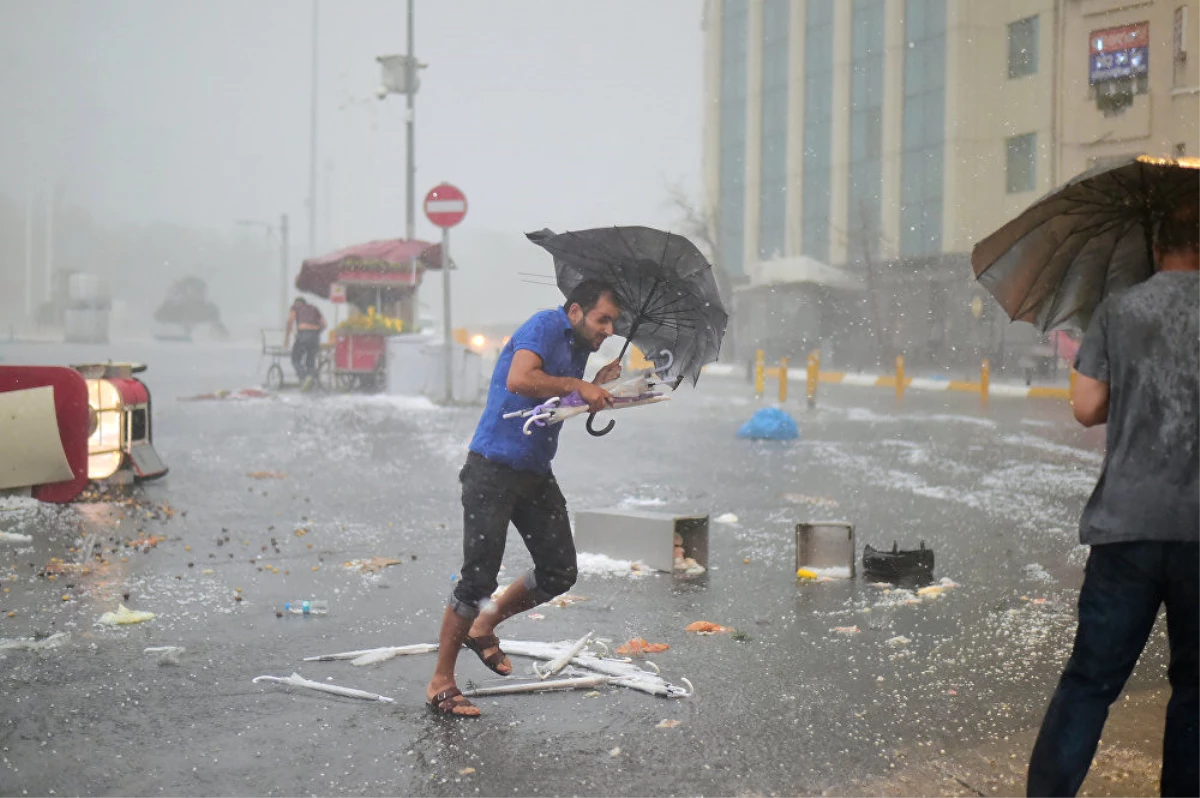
[971,155,1199,332]
[526,226,728,388]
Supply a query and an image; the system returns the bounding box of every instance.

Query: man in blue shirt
[425,280,622,716]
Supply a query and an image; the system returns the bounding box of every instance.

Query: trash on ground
[713,513,738,524]
[885,636,911,647]
[736,406,799,440]
[917,578,958,598]
[310,637,694,698]
[459,768,476,776]
[527,613,545,620]
[461,674,611,697]
[656,719,682,728]
[179,388,271,402]
[797,565,852,581]
[0,631,70,651]
[247,471,287,480]
[862,540,935,585]
[674,556,706,576]
[144,645,185,665]
[98,604,156,625]
[0,531,33,543]
[253,672,394,703]
[346,557,403,573]
[781,493,840,508]
[831,625,861,635]
[304,643,439,664]
[686,621,735,634]
[534,631,593,679]
[616,638,670,656]
[548,593,588,607]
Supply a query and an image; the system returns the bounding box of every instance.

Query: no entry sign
[424,183,467,228]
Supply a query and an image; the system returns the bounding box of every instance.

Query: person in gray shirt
[1028,201,1199,798]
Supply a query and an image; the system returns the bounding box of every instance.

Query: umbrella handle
[650,349,674,376]
[523,412,553,436]
[586,412,616,437]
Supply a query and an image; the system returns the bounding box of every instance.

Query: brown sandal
[426,687,479,717]
[463,634,511,675]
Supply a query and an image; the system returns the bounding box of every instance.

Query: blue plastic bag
[736,407,800,440]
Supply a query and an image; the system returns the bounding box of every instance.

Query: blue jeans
[1027,542,1199,797]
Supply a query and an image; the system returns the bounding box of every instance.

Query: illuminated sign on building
[1089,21,1149,83]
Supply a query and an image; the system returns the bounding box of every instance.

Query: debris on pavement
[98,604,156,625]
[797,566,852,581]
[179,388,271,402]
[252,672,395,703]
[0,531,33,543]
[885,636,911,647]
[533,631,594,679]
[685,621,735,634]
[656,719,682,728]
[247,471,287,480]
[615,638,670,657]
[462,674,612,697]
[144,645,185,665]
[548,593,588,608]
[831,626,861,635]
[713,512,738,524]
[345,556,403,574]
[781,493,840,508]
[0,631,70,651]
[303,643,439,664]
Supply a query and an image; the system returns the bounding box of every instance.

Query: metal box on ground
[795,521,856,577]
[574,509,709,573]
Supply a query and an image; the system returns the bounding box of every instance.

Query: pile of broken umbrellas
[254,629,702,705]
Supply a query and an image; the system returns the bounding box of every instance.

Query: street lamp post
[377,1,425,329]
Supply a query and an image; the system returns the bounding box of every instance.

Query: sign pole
[422,181,467,405]
[441,227,452,403]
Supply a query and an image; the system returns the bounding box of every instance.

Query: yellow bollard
[806,351,819,409]
[981,358,991,409]
[754,349,765,397]
[778,357,789,403]
[895,355,905,402]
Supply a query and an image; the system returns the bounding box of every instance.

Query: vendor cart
[294,238,450,393]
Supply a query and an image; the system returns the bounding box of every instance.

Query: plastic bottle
[283,598,329,616]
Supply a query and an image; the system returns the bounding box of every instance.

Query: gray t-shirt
[1074,271,1199,545]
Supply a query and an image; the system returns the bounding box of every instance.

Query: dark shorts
[448,452,577,618]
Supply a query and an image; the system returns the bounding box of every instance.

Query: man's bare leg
[425,606,480,716]
[466,580,542,674]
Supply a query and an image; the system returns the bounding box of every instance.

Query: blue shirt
[469,307,590,473]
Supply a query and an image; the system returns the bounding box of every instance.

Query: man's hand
[594,359,622,385]
[577,381,614,413]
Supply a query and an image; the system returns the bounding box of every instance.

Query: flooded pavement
[0,341,1170,796]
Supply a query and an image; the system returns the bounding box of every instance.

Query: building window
[900,0,945,258]
[1006,133,1037,193]
[848,0,886,255]
[718,2,749,276]
[801,0,836,262]
[758,0,790,261]
[1008,16,1039,78]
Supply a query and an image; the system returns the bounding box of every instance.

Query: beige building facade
[704,0,1198,368]
[700,0,1200,273]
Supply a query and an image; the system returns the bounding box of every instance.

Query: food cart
[295,239,447,392]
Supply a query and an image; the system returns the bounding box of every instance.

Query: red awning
[295,239,448,299]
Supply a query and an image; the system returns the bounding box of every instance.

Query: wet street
[0,340,1168,796]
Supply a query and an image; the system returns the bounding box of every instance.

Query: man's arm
[507,349,612,411]
[1071,372,1109,427]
